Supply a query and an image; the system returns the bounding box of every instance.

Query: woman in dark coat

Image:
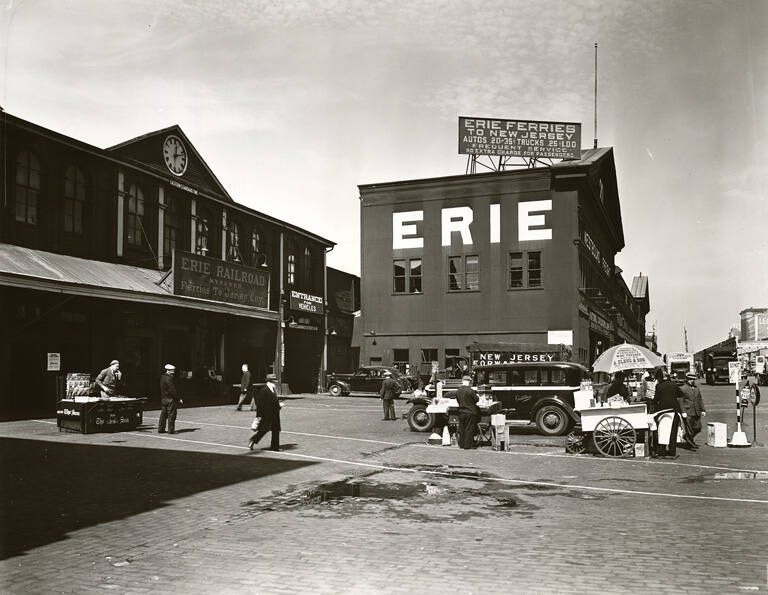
[248,374,281,451]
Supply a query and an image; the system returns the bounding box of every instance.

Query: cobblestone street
[1,385,767,594]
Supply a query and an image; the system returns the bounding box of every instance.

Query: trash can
[707,422,727,448]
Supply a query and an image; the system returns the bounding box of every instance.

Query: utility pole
[684,326,689,352]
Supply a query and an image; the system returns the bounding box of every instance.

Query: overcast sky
[2,0,766,355]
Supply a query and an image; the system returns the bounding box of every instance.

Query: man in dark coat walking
[455,375,479,449]
[249,374,281,451]
[159,364,182,434]
[379,370,401,420]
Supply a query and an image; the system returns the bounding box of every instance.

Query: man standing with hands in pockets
[159,364,182,434]
[379,370,401,420]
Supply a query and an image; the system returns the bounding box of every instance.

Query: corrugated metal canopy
[0,243,279,321]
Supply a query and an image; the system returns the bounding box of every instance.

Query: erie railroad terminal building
[357,147,650,377]
[0,111,359,419]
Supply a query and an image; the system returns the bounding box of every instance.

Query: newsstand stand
[57,373,145,434]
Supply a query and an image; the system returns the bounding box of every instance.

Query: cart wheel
[565,430,586,454]
[592,416,636,458]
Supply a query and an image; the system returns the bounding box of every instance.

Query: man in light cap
[679,371,706,446]
[455,375,479,449]
[249,373,282,451]
[158,364,182,434]
[235,363,253,411]
[378,369,401,421]
[95,359,122,400]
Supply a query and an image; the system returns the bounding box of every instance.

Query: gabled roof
[106,125,233,202]
[551,147,624,251]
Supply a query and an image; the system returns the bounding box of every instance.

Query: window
[409,259,422,293]
[196,217,209,255]
[444,348,460,369]
[63,165,86,234]
[523,369,539,385]
[227,222,242,262]
[303,247,313,288]
[393,258,422,294]
[126,184,145,246]
[393,349,410,375]
[421,348,438,364]
[528,252,541,288]
[508,251,542,289]
[163,196,179,260]
[448,255,479,291]
[15,151,41,225]
[287,241,297,285]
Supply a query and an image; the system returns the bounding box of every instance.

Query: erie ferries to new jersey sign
[172,250,270,309]
[459,117,581,160]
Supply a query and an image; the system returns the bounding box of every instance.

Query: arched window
[126,184,145,247]
[63,165,86,234]
[303,246,313,288]
[163,195,179,260]
[15,151,41,225]
[287,241,297,286]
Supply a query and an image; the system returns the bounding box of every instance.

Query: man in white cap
[378,370,401,421]
[235,363,253,411]
[158,364,182,434]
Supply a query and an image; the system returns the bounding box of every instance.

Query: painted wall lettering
[441,206,473,247]
[392,211,424,249]
[518,200,552,241]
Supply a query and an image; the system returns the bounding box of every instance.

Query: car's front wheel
[407,404,435,432]
[328,384,344,397]
[534,405,571,436]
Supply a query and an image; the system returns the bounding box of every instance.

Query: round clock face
[163,135,188,176]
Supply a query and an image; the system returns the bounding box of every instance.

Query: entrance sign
[459,117,581,159]
[289,290,324,315]
[173,250,270,308]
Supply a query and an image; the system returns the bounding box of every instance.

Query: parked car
[405,361,590,436]
[326,366,413,397]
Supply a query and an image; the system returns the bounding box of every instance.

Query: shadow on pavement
[0,436,316,560]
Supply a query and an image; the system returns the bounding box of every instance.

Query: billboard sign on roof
[459,117,581,160]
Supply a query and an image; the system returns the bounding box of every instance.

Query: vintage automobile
[326,366,413,397]
[405,361,591,436]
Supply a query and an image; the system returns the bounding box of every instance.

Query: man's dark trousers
[458,412,477,449]
[251,421,280,450]
[158,399,177,433]
[382,399,395,420]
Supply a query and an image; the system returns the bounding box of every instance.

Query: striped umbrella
[592,342,665,374]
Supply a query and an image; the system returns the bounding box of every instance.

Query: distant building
[728,326,741,340]
[644,331,658,354]
[740,308,768,341]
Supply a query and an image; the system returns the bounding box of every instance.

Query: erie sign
[173,250,270,308]
[459,117,581,160]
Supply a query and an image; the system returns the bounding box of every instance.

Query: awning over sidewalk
[0,243,279,321]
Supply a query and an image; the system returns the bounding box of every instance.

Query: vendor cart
[566,400,651,457]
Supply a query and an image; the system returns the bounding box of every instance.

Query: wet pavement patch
[231,467,610,523]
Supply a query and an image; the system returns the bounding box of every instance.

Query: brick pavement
[1,386,766,594]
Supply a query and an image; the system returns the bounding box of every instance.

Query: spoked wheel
[565,429,586,454]
[592,416,636,458]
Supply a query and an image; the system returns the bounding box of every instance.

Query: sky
[1,0,766,355]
